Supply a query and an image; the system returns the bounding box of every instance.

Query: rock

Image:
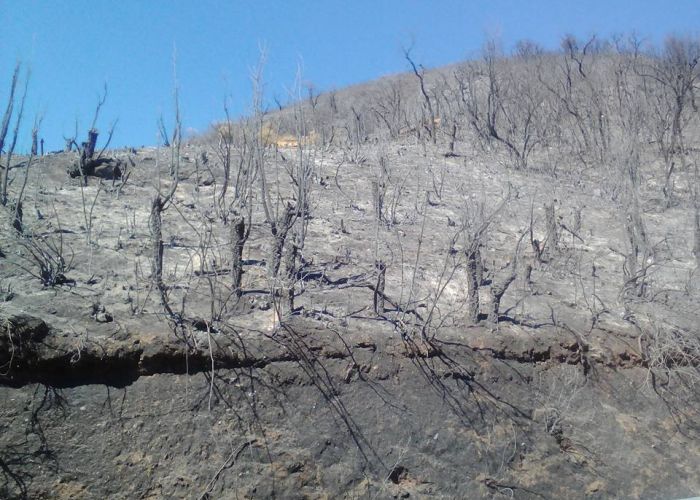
[0,309,50,370]
[95,312,113,323]
[0,309,49,345]
[91,303,113,323]
[68,157,123,180]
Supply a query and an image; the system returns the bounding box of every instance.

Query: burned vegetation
[0,34,699,499]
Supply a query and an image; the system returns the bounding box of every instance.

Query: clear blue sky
[1,0,698,151]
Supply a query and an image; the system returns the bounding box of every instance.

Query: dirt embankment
[1,309,698,499]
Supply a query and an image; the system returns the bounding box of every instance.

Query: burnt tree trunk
[623,201,649,299]
[694,203,700,269]
[374,260,386,314]
[31,130,37,155]
[149,196,164,285]
[466,248,481,324]
[371,179,386,224]
[149,195,172,316]
[231,215,246,297]
[85,129,98,160]
[544,203,559,259]
[12,200,22,233]
[663,160,676,208]
[487,270,517,325]
[475,246,484,286]
[284,235,298,314]
[524,262,533,287]
[269,203,297,280]
[448,123,457,155]
[77,130,100,181]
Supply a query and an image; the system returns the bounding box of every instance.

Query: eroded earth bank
[1,308,698,499]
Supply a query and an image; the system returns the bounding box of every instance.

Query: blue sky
[1,0,698,151]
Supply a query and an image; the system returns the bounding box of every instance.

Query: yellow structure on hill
[215,122,318,149]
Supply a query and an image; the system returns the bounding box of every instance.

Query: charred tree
[83,129,99,161]
[230,214,247,297]
[487,270,517,325]
[374,260,386,314]
[0,62,25,207]
[465,245,481,324]
[694,203,700,270]
[149,195,165,290]
[544,202,559,259]
[487,236,524,325]
[269,202,298,281]
[284,235,299,314]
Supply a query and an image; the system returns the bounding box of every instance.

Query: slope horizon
[1,0,699,152]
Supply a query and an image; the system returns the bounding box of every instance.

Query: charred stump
[85,129,99,161]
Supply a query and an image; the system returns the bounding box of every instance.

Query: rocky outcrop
[67,157,123,180]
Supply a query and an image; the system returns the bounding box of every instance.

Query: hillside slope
[1,40,700,498]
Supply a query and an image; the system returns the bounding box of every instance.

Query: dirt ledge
[1,307,646,388]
